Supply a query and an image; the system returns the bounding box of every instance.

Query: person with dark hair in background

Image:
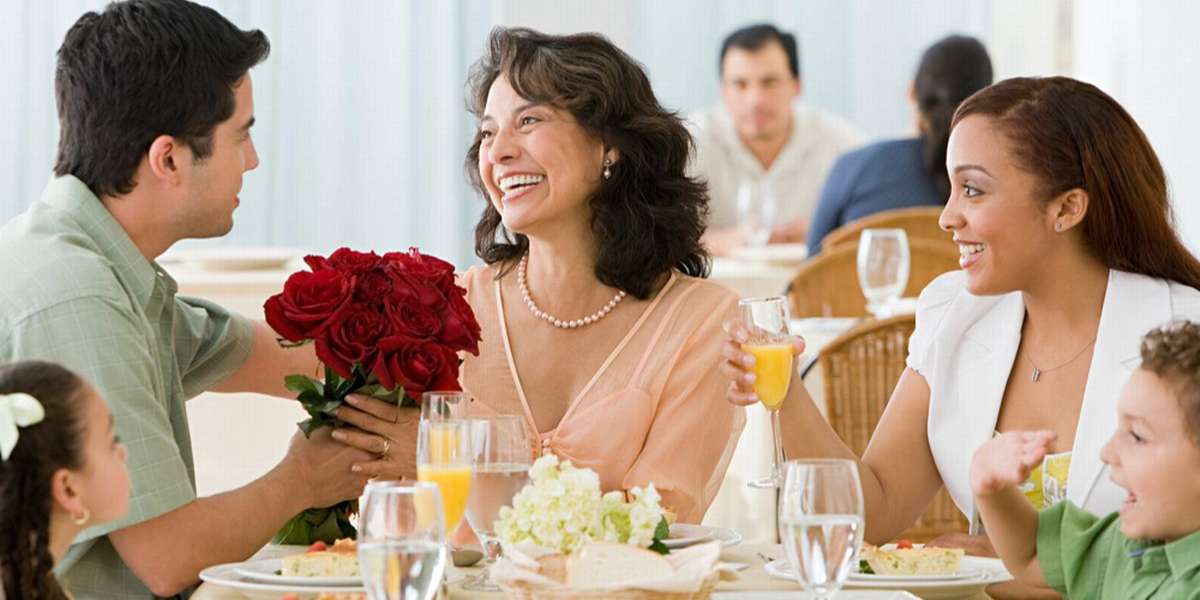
[344,26,747,524]
[0,361,130,600]
[0,1,373,597]
[689,23,863,256]
[807,35,993,254]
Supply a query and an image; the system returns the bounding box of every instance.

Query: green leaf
[859,559,873,574]
[648,539,670,555]
[272,514,312,545]
[285,374,322,395]
[296,389,327,407]
[654,516,670,541]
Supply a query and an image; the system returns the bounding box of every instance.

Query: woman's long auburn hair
[952,76,1200,290]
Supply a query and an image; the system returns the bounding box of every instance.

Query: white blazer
[907,269,1200,529]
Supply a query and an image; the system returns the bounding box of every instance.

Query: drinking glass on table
[463,414,533,591]
[778,459,865,600]
[421,391,470,421]
[737,179,777,247]
[857,228,910,317]
[357,481,446,600]
[740,296,794,489]
[417,419,475,536]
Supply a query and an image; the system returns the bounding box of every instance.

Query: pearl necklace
[518,255,627,329]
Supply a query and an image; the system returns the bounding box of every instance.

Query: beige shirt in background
[460,265,746,523]
[687,102,864,229]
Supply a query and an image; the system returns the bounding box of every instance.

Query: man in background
[689,23,863,256]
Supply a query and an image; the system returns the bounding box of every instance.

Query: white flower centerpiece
[495,454,670,555]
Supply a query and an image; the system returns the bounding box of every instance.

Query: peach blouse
[460,265,746,523]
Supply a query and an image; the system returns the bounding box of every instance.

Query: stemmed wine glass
[857,228,910,317]
[462,414,533,591]
[778,459,865,599]
[737,179,777,247]
[357,481,447,600]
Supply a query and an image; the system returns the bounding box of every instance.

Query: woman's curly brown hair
[1139,321,1200,444]
[465,27,711,300]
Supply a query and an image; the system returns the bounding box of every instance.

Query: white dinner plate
[200,560,364,599]
[233,557,360,587]
[159,246,302,271]
[664,523,715,548]
[765,556,1011,600]
[729,243,809,265]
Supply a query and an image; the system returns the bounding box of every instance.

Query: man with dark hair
[0,2,375,597]
[689,23,863,256]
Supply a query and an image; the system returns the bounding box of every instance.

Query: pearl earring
[1055,222,1063,232]
[602,158,612,180]
[72,508,91,526]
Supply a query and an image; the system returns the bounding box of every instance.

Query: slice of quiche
[280,538,359,577]
[860,542,963,575]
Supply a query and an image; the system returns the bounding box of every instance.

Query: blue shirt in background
[807,137,946,255]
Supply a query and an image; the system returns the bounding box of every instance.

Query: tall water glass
[856,228,910,316]
[740,296,794,489]
[421,391,470,421]
[737,179,777,247]
[463,415,533,591]
[778,459,865,599]
[357,481,447,600]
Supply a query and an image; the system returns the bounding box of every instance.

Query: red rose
[329,247,382,274]
[391,269,448,311]
[354,267,394,304]
[439,289,481,355]
[264,269,353,342]
[304,254,332,272]
[372,335,461,398]
[314,303,392,378]
[384,248,454,287]
[389,295,442,339]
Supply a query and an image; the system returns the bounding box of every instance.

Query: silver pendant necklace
[1028,337,1097,382]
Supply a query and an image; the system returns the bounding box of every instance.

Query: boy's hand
[971,430,1057,497]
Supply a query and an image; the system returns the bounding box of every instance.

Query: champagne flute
[741,296,794,489]
[857,228,910,317]
[778,459,865,599]
[463,415,533,591]
[417,419,474,536]
[357,481,447,600]
[422,391,470,421]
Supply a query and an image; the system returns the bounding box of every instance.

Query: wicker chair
[786,238,960,318]
[820,206,953,252]
[820,314,967,542]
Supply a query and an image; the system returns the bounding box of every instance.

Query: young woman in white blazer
[721,77,1200,591]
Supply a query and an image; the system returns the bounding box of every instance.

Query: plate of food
[200,540,365,598]
[764,542,1011,600]
[235,539,359,586]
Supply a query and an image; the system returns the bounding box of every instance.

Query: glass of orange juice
[740,296,794,489]
[417,419,475,534]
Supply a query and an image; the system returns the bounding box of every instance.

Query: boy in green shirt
[972,322,1200,599]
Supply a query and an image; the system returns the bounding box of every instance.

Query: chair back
[787,239,960,318]
[819,314,968,542]
[820,206,952,252]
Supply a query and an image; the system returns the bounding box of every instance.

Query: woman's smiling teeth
[497,173,545,200]
[958,242,985,268]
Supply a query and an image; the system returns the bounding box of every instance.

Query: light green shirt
[0,176,254,599]
[1038,501,1200,599]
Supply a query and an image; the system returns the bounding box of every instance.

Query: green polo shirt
[1038,501,1200,599]
[0,176,254,599]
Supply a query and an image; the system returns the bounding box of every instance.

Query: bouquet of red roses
[263,247,481,543]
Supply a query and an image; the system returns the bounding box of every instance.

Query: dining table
[191,541,992,600]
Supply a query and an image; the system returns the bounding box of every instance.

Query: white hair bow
[0,393,45,460]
